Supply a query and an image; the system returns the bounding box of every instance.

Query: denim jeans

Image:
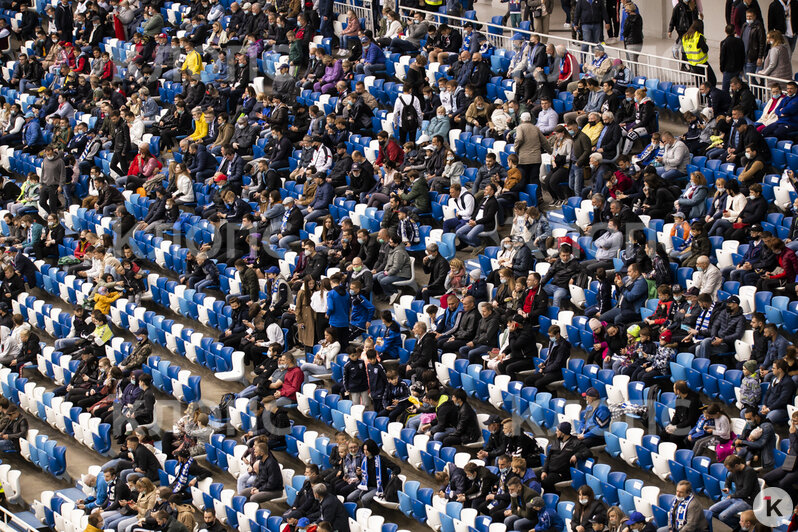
[54,337,84,351]
[766,408,789,424]
[709,498,751,529]
[376,273,406,295]
[580,23,602,51]
[305,208,329,223]
[455,223,484,247]
[432,426,457,441]
[721,71,740,93]
[569,164,584,197]
[355,62,386,76]
[443,217,467,234]
[543,283,568,308]
[270,234,300,249]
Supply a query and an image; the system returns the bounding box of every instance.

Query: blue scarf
[672,495,693,530]
[173,458,194,493]
[359,455,383,494]
[280,207,292,232]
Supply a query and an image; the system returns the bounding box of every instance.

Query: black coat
[542,435,591,475]
[720,35,745,74]
[131,444,160,481]
[408,333,437,373]
[452,401,481,443]
[423,253,450,291]
[319,494,350,532]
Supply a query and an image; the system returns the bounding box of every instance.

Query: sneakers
[563,22,571,28]
[388,292,401,305]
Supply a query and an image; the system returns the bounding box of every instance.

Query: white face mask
[579,498,589,505]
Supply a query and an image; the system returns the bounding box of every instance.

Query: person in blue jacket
[20,111,44,154]
[342,349,370,407]
[377,367,412,422]
[531,495,565,532]
[435,294,463,334]
[304,173,335,223]
[326,272,352,350]
[577,387,612,448]
[355,35,386,77]
[761,81,798,140]
[375,310,402,360]
[599,263,648,325]
[78,469,109,512]
[349,279,374,341]
[760,359,796,424]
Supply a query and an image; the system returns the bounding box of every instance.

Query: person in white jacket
[173,166,195,204]
[757,84,784,130]
[659,131,690,181]
[708,178,747,237]
[300,327,341,380]
[692,256,722,300]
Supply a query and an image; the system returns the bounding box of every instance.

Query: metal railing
[397,8,708,87]
[0,506,40,532]
[333,0,375,33]
[746,70,794,102]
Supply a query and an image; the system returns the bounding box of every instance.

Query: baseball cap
[727,295,740,305]
[265,266,279,275]
[483,415,502,425]
[625,512,646,526]
[297,518,311,529]
[686,287,700,296]
[583,387,600,398]
[24,111,34,118]
[673,211,685,219]
[750,224,763,232]
[594,44,604,52]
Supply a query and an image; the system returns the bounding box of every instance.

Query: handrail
[392,8,707,88]
[0,506,41,532]
[333,0,375,32]
[746,70,795,103]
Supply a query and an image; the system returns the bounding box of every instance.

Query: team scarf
[358,455,383,494]
[173,458,194,493]
[672,495,694,530]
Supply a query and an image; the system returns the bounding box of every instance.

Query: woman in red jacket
[758,239,798,292]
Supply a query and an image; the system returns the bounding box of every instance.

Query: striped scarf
[358,455,383,494]
[173,458,194,493]
[671,495,693,530]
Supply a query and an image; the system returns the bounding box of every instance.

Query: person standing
[574,0,611,53]
[622,2,644,66]
[741,9,767,76]
[513,112,551,204]
[768,0,798,52]
[682,21,716,87]
[720,25,745,92]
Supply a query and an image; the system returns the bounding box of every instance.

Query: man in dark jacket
[730,78,757,119]
[437,295,479,351]
[418,243,449,304]
[541,244,583,308]
[477,415,506,464]
[121,435,160,483]
[540,421,592,494]
[462,303,501,363]
[760,358,795,424]
[95,177,125,217]
[438,389,481,446]
[405,322,437,382]
[463,462,499,509]
[720,26,746,92]
[456,183,499,250]
[242,442,283,502]
[270,197,304,249]
[0,405,27,452]
[574,0,610,49]
[708,455,759,529]
[315,483,350,532]
[524,325,570,395]
[694,295,746,359]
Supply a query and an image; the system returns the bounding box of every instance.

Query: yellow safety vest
[682,32,707,66]
[426,0,443,6]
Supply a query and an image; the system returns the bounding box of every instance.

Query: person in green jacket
[399,170,431,215]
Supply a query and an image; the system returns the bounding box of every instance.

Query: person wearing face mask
[661,481,708,532]
[417,243,449,305]
[571,485,608,532]
[540,422,592,494]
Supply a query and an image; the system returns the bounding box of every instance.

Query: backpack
[400,95,420,132]
[214,392,236,421]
